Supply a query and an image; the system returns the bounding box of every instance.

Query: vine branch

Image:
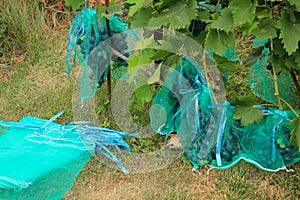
[290,68,300,92]
[272,67,283,110]
[278,97,299,118]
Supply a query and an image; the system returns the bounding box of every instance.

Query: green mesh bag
[150,57,223,169]
[211,108,300,172]
[0,116,93,200]
[67,6,129,102]
[248,39,294,106]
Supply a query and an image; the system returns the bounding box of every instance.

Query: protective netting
[149,53,299,172]
[211,108,300,172]
[0,116,92,200]
[248,38,294,106]
[67,6,129,102]
[66,3,300,174]
[150,57,224,169]
[0,112,134,199]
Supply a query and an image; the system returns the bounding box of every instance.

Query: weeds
[0,0,50,64]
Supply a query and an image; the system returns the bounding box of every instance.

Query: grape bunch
[81,20,129,86]
[207,71,223,93]
[189,20,207,37]
[276,126,296,163]
[110,33,129,67]
[76,25,109,57]
[211,129,241,162]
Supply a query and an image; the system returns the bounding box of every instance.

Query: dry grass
[64,157,300,199]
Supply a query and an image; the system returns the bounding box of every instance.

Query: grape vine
[66,0,300,150]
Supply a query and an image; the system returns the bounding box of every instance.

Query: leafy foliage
[289,117,300,151]
[66,0,84,11]
[233,106,264,126]
[230,0,257,26]
[278,12,300,55]
[67,0,300,150]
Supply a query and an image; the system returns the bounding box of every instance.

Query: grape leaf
[148,63,161,84]
[233,106,264,126]
[126,0,152,17]
[210,7,234,33]
[106,4,123,15]
[289,0,300,12]
[294,50,300,70]
[272,37,287,57]
[205,29,235,56]
[131,84,155,110]
[230,0,257,26]
[147,0,197,29]
[66,0,84,11]
[244,46,264,66]
[252,18,277,40]
[135,84,155,104]
[213,55,239,74]
[289,117,300,151]
[163,54,182,68]
[97,5,106,14]
[130,7,154,28]
[240,21,258,35]
[128,49,155,81]
[230,95,256,106]
[269,54,287,71]
[284,54,297,70]
[278,13,300,55]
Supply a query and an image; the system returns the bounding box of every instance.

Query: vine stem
[273,66,283,110]
[103,0,112,99]
[290,68,300,92]
[212,0,221,13]
[278,97,299,118]
[201,48,218,104]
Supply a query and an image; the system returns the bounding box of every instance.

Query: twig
[290,68,300,92]
[201,48,218,104]
[273,66,283,110]
[278,97,299,118]
[104,0,112,98]
[259,103,277,107]
[212,0,221,13]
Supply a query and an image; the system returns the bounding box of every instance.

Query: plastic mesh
[211,108,300,172]
[150,57,223,169]
[248,39,294,106]
[0,117,93,200]
[67,6,129,102]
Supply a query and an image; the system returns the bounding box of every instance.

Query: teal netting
[150,57,224,168]
[248,38,294,106]
[0,116,93,200]
[66,2,300,173]
[67,6,128,102]
[211,108,300,172]
[149,55,299,172]
[0,112,134,199]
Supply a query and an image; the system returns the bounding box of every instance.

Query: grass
[1,5,300,199]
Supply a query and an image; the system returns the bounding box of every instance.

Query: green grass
[1,12,300,199]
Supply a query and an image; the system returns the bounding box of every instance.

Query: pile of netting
[0,111,134,200]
